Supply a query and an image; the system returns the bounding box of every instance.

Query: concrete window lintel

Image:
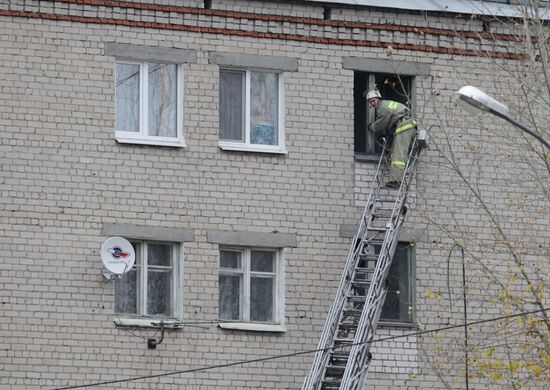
[105,43,197,64]
[208,230,297,248]
[102,223,193,242]
[342,57,431,76]
[209,52,299,72]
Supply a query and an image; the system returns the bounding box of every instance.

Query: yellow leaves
[424,289,441,300]
[527,363,543,377]
[504,361,519,374]
[499,286,510,302]
[482,347,495,358]
[491,371,503,382]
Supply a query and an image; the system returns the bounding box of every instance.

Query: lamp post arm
[490,109,550,150]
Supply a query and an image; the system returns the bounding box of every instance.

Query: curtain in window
[219,250,242,320]
[250,72,278,145]
[219,274,241,320]
[146,243,173,316]
[115,63,140,132]
[148,64,177,137]
[250,250,275,321]
[219,71,244,141]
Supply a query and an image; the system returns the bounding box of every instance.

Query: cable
[51,308,549,390]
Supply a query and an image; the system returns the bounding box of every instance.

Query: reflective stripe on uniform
[388,101,399,110]
[391,160,406,167]
[395,120,416,135]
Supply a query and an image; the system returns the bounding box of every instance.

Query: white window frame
[218,246,286,333]
[115,61,185,148]
[218,69,286,155]
[114,240,184,328]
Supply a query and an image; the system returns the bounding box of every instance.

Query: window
[219,69,285,153]
[115,62,184,147]
[354,72,413,157]
[115,241,181,323]
[218,247,283,326]
[380,243,415,324]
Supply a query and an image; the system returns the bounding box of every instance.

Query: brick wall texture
[1,0,548,389]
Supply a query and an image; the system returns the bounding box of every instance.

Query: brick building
[1,0,548,389]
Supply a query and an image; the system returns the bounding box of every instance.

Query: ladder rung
[366,238,384,245]
[326,364,346,374]
[354,266,374,274]
[321,380,342,389]
[351,280,371,287]
[338,322,358,330]
[343,307,362,315]
[334,337,354,344]
[347,296,366,303]
[358,253,378,261]
[331,351,351,360]
[368,226,387,232]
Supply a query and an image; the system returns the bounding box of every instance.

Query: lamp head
[456,86,510,118]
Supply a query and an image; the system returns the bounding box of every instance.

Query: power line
[52,308,549,390]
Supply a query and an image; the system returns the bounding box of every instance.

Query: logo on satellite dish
[101,237,136,275]
[108,246,130,260]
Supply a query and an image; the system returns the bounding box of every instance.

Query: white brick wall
[0,1,548,389]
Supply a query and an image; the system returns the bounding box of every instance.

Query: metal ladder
[303,129,428,390]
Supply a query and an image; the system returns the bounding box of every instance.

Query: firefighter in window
[366,89,417,188]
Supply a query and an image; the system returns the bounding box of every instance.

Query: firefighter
[365,89,417,188]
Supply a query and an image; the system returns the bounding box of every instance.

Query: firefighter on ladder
[365,89,417,188]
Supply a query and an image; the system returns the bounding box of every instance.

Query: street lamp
[456,85,550,150]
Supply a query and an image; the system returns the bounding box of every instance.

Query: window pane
[250,72,278,145]
[251,250,275,272]
[381,246,412,322]
[115,268,137,314]
[250,276,274,322]
[147,270,172,316]
[148,64,178,137]
[219,274,241,320]
[220,250,241,269]
[115,63,140,132]
[219,71,244,141]
[148,243,172,267]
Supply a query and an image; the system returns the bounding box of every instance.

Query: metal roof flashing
[303,0,550,20]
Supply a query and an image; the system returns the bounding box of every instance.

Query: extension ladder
[303,129,428,390]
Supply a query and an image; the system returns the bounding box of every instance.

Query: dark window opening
[354,72,413,157]
[380,243,415,323]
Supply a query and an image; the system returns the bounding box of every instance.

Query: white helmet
[365,89,381,101]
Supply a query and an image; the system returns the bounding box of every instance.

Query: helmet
[365,89,381,100]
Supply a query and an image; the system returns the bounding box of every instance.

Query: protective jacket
[369,100,417,183]
[370,100,410,137]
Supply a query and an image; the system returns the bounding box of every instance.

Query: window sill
[218,322,287,333]
[354,153,381,163]
[114,317,182,328]
[378,320,417,329]
[115,133,186,148]
[219,142,287,155]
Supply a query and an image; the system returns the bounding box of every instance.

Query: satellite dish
[101,237,135,275]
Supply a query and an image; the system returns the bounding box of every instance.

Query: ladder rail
[303,131,426,390]
[302,143,390,390]
[339,137,423,389]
